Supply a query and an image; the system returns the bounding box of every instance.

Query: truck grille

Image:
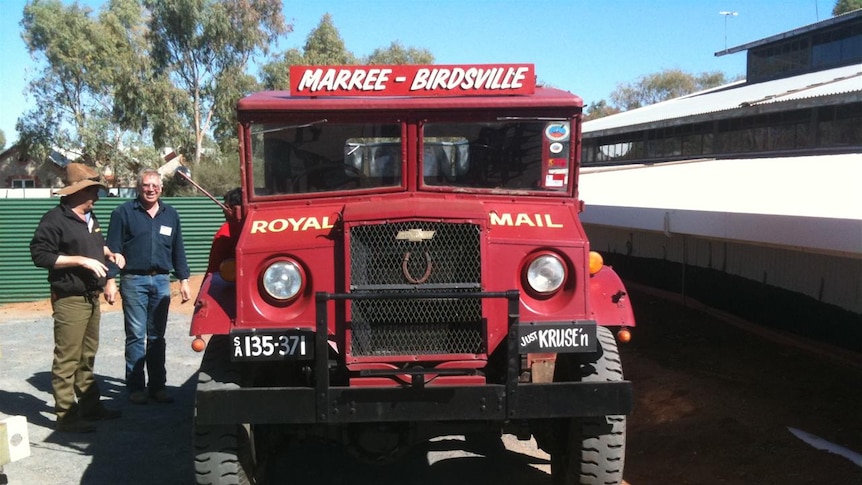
[349,221,483,356]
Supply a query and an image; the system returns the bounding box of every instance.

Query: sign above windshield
[290,64,535,97]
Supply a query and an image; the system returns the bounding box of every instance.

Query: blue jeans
[120,274,171,393]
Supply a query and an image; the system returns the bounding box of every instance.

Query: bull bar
[195,290,633,425]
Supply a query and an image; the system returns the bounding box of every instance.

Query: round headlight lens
[262,261,303,301]
[526,254,566,294]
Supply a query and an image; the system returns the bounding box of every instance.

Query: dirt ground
[2,278,861,484]
[620,286,862,484]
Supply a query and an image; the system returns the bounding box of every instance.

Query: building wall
[585,223,862,351]
[0,151,62,190]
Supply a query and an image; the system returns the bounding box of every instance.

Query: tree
[261,13,356,90]
[0,130,5,151]
[145,0,290,165]
[610,69,730,111]
[365,41,434,65]
[584,100,621,121]
[261,14,434,91]
[833,0,862,15]
[19,0,152,179]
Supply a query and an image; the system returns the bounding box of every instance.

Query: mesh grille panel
[349,222,483,356]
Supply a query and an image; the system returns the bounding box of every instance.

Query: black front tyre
[551,326,626,485]
[194,424,257,485]
[194,336,258,485]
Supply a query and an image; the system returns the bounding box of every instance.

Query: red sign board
[289,64,535,97]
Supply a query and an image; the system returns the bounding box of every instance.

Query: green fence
[0,197,225,304]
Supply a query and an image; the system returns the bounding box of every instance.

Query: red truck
[188,64,635,485]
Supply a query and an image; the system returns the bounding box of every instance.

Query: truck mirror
[174,166,192,187]
[172,166,229,212]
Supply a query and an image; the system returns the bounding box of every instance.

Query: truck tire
[550,325,626,485]
[194,336,257,485]
[194,424,256,485]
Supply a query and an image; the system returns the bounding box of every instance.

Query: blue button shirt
[106,199,190,280]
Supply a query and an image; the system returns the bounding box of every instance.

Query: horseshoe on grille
[402,251,432,284]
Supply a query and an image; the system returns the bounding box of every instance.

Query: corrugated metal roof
[583,64,862,135]
[715,9,862,57]
[578,154,862,257]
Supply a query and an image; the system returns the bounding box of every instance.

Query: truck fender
[589,266,636,328]
[190,273,236,336]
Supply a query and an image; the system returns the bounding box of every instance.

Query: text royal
[250,217,334,234]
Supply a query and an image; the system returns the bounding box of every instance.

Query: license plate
[230,329,315,361]
[517,322,597,354]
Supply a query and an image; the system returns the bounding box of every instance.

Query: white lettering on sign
[290,64,535,96]
[536,328,588,348]
[297,68,392,93]
[489,213,564,228]
[250,216,335,234]
[410,67,529,92]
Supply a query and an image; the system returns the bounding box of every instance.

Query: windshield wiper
[251,119,328,135]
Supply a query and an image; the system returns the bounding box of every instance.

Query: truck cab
[191,64,635,485]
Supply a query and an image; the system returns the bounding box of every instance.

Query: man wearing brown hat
[30,163,125,433]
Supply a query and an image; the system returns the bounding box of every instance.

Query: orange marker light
[191,337,207,353]
[220,259,237,282]
[617,328,632,344]
[588,251,604,275]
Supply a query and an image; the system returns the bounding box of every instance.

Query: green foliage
[161,154,241,198]
[15,2,437,185]
[610,69,731,111]
[145,0,290,165]
[301,13,357,66]
[584,100,621,121]
[261,13,356,90]
[833,0,862,15]
[365,41,434,65]
[260,14,434,91]
[0,129,6,151]
[20,0,155,174]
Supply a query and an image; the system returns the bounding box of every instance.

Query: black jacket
[30,204,108,297]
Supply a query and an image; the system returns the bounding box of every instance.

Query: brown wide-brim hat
[55,163,106,196]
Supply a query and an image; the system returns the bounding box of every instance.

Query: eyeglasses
[140,183,162,190]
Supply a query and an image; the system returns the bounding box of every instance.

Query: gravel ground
[0,279,556,485]
[4,280,860,485]
[0,303,201,485]
[0,305,556,485]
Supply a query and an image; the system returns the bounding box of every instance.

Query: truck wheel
[194,424,256,485]
[194,336,257,484]
[550,326,626,485]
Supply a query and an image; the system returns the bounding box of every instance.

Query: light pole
[720,11,738,51]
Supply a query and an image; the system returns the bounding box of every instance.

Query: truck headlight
[525,253,566,295]
[262,260,304,301]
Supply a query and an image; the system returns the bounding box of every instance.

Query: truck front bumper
[196,290,633,425]
[195,380,633,425]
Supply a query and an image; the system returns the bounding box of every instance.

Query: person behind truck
[105,169,191,405]
[30,163,125,433]
[206,187,243,274]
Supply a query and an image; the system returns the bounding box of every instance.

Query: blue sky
[0,0,839,147]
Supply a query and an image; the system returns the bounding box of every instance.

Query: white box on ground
[0,416,31,464]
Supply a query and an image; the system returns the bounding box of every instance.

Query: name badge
[160,225,173,237]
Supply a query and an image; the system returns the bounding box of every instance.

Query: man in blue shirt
[105,169,191,405]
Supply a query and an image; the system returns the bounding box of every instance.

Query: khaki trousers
[51,294,102,420]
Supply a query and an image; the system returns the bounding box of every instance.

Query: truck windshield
[252,122,402,196]
[422,120,571,192]
[250,119,571,196]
